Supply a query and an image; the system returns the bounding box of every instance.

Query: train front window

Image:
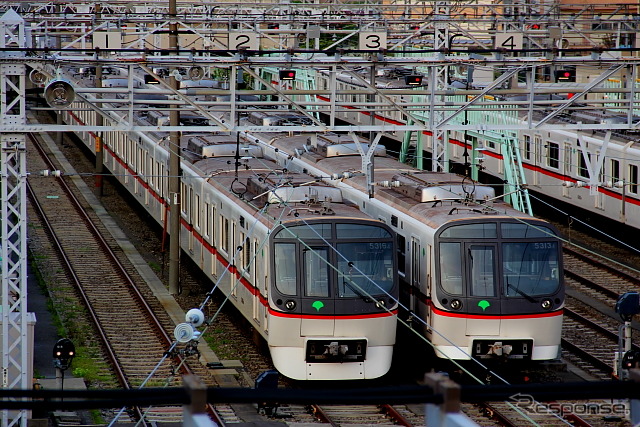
[469,245,496,297]
[503,241,560,297]
[337,242,394,297]
[274,243,297,295]
[305,247,330,297]
[439,242,463,295]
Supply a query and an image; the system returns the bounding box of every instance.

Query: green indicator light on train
[312,301,324,312]
[478,300,491,311]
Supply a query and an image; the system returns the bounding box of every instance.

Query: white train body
[61,77,399,381]
[243,128,564,362]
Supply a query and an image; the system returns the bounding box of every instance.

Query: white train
[59,75,399,381]
[240,112,565,362]
[306,67,640,236]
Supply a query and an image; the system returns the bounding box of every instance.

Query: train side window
[181,182,187,215]
[469,245,496,297]
[274,243,297,295]
[194,192,200,229]
[578,151,590,179]
[304,247,330,297]
[439,242,462,295]
[211,205,217,245]
[203,202,210,238]
[629,164,639,194]
[547,142,559,169]
[523,134,532,161]
[221,216,229,253]
[610,159,620,184]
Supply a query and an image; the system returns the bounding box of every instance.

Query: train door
[231,221,237,298]
[410,237,421,318]
[300,246,335,336]
[465,243,500,336]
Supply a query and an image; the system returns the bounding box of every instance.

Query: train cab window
[337,241,394,296]
[469,245,496,297]
[274,243,297,295]
[439,242,462,295]
[503,241,560,296]
[304,247,330,297]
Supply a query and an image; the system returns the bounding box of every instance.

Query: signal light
[404,75,423,86]
[554,69,576,82]
[279,70,296,81]
[52,338,75,371]
[529,24,541,30]
[144,74,159,84]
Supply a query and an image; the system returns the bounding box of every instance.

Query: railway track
[24,113,631,426]
[25,131,224,425]
[561,243,640,380]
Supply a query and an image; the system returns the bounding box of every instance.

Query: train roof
[258,131,538,229]
[178,135,383,228]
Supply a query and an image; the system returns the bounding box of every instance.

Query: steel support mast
[0,9,30,427]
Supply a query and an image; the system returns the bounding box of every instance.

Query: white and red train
[242,124,565,362]
[54,66,564,379]
[59,75,399,381]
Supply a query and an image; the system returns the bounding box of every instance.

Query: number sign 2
[229,32,259,50]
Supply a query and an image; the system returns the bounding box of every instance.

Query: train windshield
[272,222,395,299]
[437,221,561,298]
[337,241,394,297]
[503,241,560,297]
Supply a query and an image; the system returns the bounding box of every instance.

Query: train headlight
[541,299,553,310]
[450,299,462,310]
[284,300,296,311]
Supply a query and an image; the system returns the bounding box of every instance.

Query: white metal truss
[0,9,29,427]
[430,2,449,172]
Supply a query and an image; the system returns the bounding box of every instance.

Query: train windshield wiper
[506,281,536,303]
[342,279,371,302]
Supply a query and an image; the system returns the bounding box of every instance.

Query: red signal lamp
[279,70,296,81]
[404,75,423,86]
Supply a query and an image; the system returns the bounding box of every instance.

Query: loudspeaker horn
[44,79,76,108]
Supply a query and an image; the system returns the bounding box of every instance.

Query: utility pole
[168,0,181,295]
[94,4,104,195]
